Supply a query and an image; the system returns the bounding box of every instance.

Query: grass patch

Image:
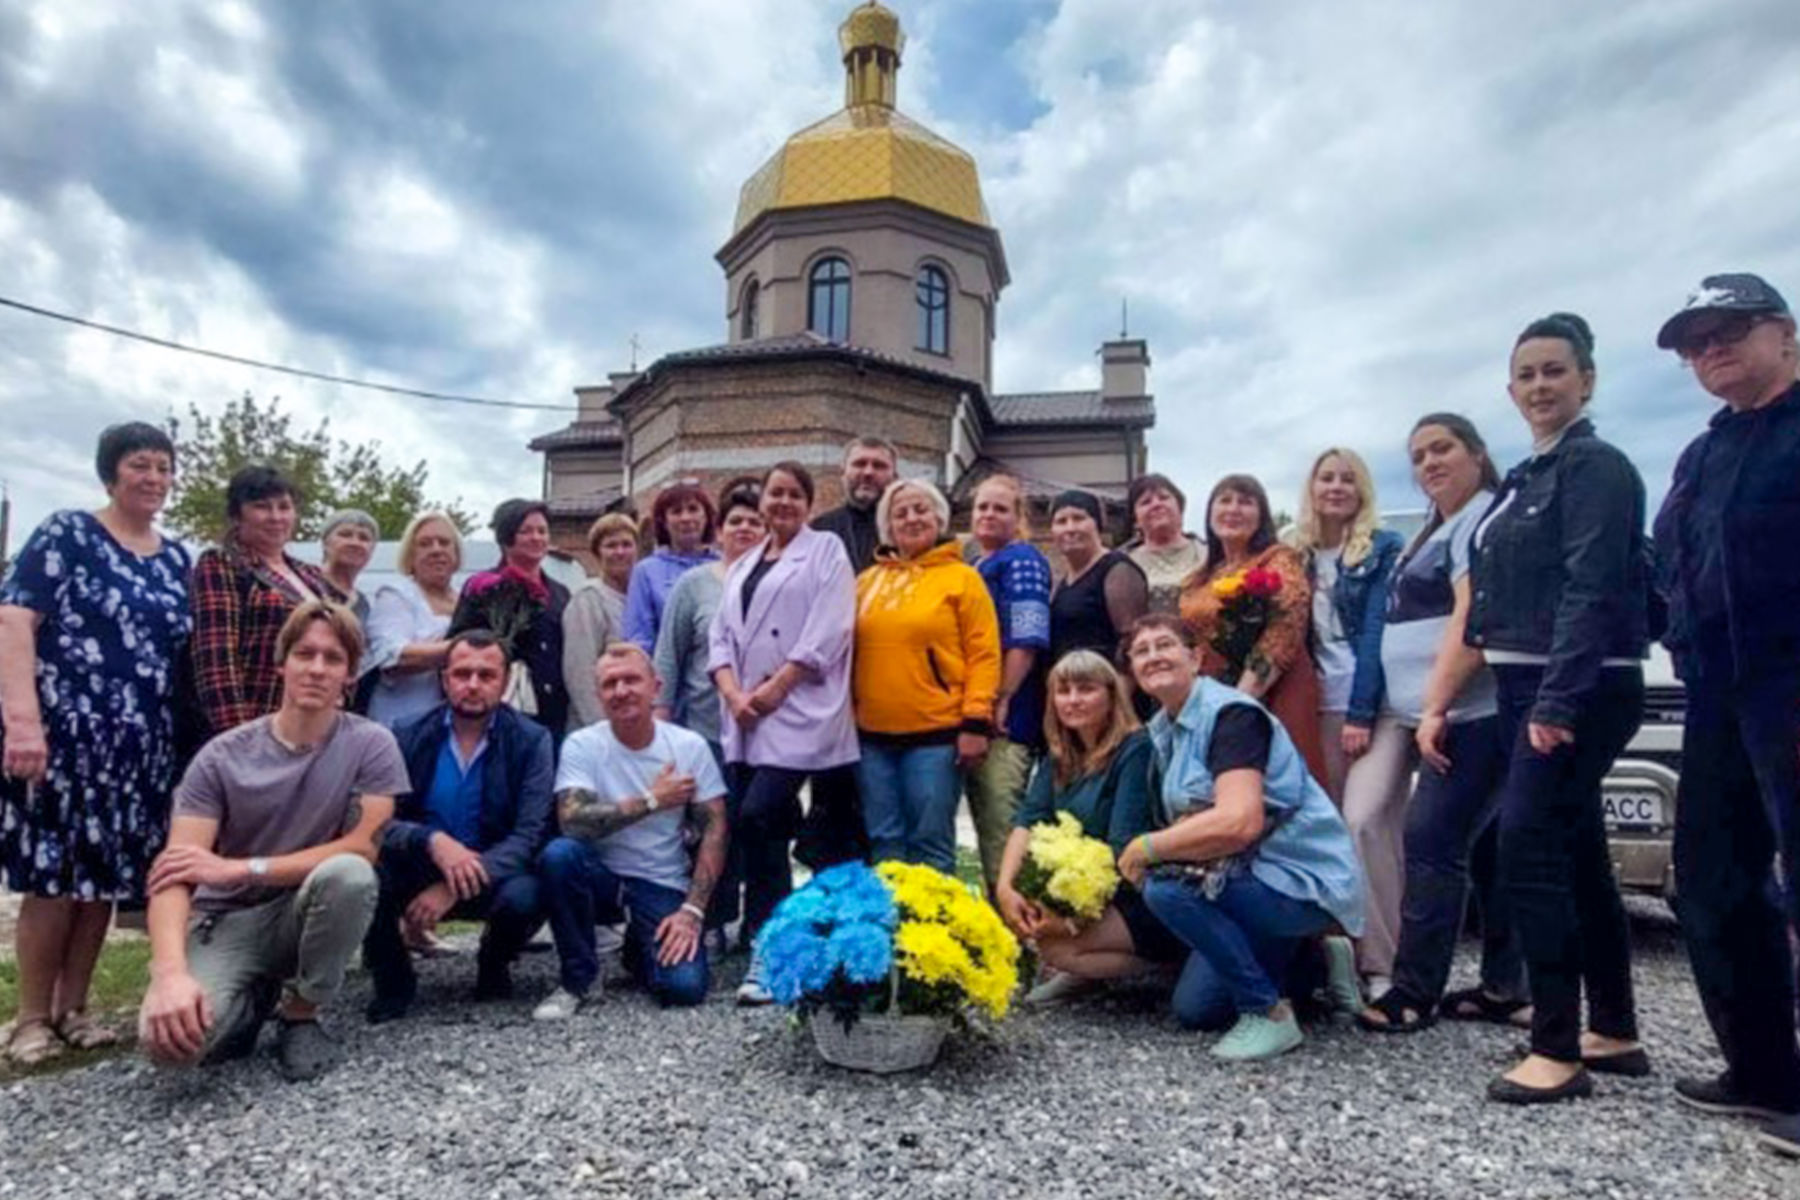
[954,846,985,889]
[0,939,154,1029]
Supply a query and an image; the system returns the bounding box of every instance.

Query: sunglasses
[1676,313,1775,360]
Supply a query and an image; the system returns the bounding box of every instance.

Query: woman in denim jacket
[1457,312,1652,1104]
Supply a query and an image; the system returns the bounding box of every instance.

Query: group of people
[2,272,1797,1157]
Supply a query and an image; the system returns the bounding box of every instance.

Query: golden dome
[731,3,990,234]
[839,2,903,57]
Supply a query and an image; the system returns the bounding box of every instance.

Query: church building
[531,2,1157,555]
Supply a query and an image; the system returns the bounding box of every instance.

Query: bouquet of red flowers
[1206,565,1284,685]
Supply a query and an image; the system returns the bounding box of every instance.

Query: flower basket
[810,1011,949,1074]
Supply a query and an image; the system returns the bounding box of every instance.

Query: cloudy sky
[4,0,1799,544]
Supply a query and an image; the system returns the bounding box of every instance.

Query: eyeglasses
[1676,313,1774,360]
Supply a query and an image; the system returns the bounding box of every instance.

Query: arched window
[739,279,760,341]
[916,265,950,354]
[807,257,852,343]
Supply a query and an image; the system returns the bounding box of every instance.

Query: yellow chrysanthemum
[1023,813,1120,922]
[879,861,1020,1020]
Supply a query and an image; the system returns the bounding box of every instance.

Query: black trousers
[725,763,863,946]
[1675,667,1800,1110]
[363,838,543,1003]
[1492,665,1643,1063]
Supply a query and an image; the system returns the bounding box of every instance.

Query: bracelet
[680,902,706,922]
[1139,833,1159,867]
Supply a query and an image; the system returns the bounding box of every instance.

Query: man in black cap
[1651,272,1800,1158]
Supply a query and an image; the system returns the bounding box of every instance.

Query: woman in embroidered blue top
[1120,613,1364,1062]
[0,423,194,1066]
[964,473,1053,893]
[1460,313,1651,1105]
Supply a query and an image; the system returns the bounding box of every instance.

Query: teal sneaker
[1322,935,1362,1017]
[1211,1009,1304,1062]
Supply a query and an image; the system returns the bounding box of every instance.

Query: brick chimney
[574,384,615,422]
[1100,338,1150,401]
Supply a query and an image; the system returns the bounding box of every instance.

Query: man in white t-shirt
[533,643,727,1017]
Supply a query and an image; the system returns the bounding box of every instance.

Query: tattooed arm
[557,763,696,842]
[656,795,727,967]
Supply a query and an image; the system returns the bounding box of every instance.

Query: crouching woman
[993,651,1183,1004]
[1121,614,1365,1061]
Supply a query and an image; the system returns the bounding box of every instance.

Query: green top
[1013,729,1155,854]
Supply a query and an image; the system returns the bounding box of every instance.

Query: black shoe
[1674,1073,1799,1122]
[1487,1067,1594,1106]
[274,1018,337,1082]
[1760,1112,1800,1158]
[473,963,514,1003]
[1583,1047,1652,1078]
[364,993,413,1025]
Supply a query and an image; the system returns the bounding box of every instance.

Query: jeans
[538,838,709,1007]
[185,855,377,1061]
[1493,665,1643,1062]
[857,742,961,873]
[1142,871,1335,1029]
[962,739,1033,891]
[362,839,544,1004]
[1674,668,1800,1110]
[1390,714,1526,1005]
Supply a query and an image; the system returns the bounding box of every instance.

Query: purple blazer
[707,525,859,771]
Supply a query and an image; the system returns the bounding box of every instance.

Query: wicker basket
[810,1013,949,1074]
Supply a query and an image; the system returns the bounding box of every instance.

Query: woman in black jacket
[1455,313,1651,1104]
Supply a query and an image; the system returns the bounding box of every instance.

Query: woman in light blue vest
[1120,613,1365,1061]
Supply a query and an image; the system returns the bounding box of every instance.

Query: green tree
[163,392,477,544]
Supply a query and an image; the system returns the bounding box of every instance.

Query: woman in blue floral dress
[0,423,192,1065]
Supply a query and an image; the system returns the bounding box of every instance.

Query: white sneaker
[532,987,587,1021]
[1023,970,1098,1008]
[735,949,773,1007]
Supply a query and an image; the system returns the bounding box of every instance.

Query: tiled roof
[619,332,983,397]
[528,420,624,452]
[989,390,1156,429]
[545,487,627,519]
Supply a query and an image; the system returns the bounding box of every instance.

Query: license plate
[1603,789,1665,829]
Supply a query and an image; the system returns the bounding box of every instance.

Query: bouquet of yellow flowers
[1015,812,1120,923]
[878,862,1021,1022]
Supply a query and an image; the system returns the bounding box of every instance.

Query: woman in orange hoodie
[854,478,1002,872]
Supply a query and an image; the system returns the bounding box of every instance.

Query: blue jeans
[1390,715,1526,1005]
[538,837,709,1007]
[857,742,960,873]
[1142,871,1334,1028]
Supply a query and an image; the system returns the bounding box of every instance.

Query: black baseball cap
[1656,273,1792,350]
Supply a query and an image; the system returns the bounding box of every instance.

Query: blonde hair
[969,472,1031,541]
[1293,447,1380,567]
[875,478,951,549]
[275,599,366,675]
[585,511,640,560]
[1043,650,1141,789]
[396,511,464,578]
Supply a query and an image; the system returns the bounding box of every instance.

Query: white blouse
[365,576,453,728]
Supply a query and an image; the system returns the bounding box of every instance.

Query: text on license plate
[1603,789,1665,828]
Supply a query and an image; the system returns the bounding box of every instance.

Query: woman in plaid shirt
[190,465,341,736]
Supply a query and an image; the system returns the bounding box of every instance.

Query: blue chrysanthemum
[810,861,877,894]
[827,921,893,986]
[758,921,830,1006]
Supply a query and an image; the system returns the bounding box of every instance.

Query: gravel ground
[1,906,1795,1200]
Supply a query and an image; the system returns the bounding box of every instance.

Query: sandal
[3,1018,66,1067]
[54,1009,120,1051]
[1441,987,1533,1028]
[1358,989,1437,1034]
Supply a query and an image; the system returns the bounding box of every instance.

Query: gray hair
[321,508,380,542]
[875,478,951,548]
[842,435,899,465]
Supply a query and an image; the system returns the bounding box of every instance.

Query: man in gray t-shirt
[138,601,408,1081]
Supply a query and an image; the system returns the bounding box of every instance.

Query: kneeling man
[535,643,727,1017]
[364,631,555,1022]
[138,601,408,1079]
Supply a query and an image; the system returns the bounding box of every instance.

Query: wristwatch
[645,793,660,813]
[247,857,270,879]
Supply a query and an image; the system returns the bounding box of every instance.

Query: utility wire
[0,295,578,412]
